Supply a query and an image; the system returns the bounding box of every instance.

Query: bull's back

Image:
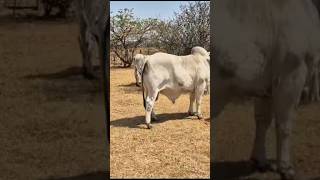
[143,53,179,83]
[214,0,320,92]
[145,53,201,91]
[216,0,320,52]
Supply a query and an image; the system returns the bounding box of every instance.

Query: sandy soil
[0,16,107,179]
[110,68,210,178]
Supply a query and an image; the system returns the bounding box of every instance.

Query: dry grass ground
[110,68,210,178]
[0,15,107,179]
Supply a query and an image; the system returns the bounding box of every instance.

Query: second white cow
[141,46,210,129]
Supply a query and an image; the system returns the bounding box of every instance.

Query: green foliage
[110,1,210,67]
[111,8,158,67]
[154,1,210,55]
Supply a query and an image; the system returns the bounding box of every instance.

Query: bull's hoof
[279,166,296,180]
[197,113,204,120]
[146,123,152,129]
[250,158,273,172]
[280,172,296,180]
[136,82,142,87]
[188,111,197,116]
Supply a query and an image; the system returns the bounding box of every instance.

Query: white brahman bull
[141,46,210,129]
[213,0,320,179]
[133,52,211,89]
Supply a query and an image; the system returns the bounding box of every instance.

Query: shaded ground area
[214,101,320,180]
[110,68,210,178]
[0,17,107,179]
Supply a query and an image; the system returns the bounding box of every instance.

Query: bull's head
[134,67,142,87]
[132,54,148,87]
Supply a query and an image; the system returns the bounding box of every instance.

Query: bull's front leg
[195,82,206,119]
[145,90,159,129]
[83,55,96,79]
[250,97,273,172]
[273,93,299,180]
[85,33,100,79]
[188,92,196,116]
[79,35,96,79]
[274,106,296,180]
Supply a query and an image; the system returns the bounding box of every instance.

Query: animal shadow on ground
[213,161,320,180]
[24,66,100,80]
[118,83,141,93]
[213,160,257,180]
[23,66,102,102]
[41,171,108,180]
[110,112,192,129]
[118,82,138,87]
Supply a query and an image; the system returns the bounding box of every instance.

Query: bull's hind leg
[188,92,197,116]
[250,97,273,172]
[273,53,307,180]
[274,99,297,180]
[145,89,159,129]
[195,82,206,119]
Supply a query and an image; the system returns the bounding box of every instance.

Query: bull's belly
[160,87,191,104]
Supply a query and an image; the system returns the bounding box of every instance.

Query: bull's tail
[141,61,148,109]
[141,61,160,109]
